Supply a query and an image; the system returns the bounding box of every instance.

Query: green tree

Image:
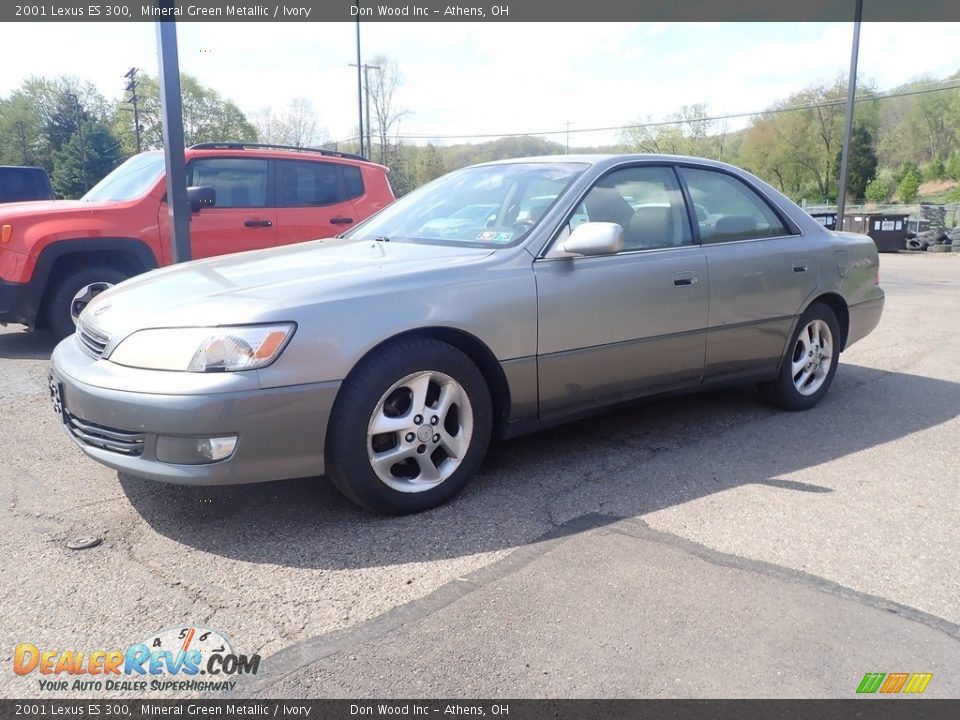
[923,156,946,180]
[111,73,256,154]
[945,151,960,181]
[836,125,878,201]
[864,168,896,203]
[415,143,446,186]
[51,120,123,198]
[621,104,729,160]
[896,167,921,203]
[0,94,45,167]
[0,76,108,172]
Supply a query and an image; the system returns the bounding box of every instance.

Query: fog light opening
[156,434,238,465]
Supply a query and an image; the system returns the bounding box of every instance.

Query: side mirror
[561,221,624,256]
[187,186,216,213]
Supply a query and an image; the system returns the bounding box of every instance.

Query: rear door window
[679,167,792,243]
[277,160,342,207]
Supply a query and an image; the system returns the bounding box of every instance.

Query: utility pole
[837,0,863,229]
[156,2,192,263]
[565,121,571,153]
[350,62,381,159]
[124,67,143,153]
[354,6,364,157]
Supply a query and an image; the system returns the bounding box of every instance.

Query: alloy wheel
[366,371,474,493]
[790,319,834,396]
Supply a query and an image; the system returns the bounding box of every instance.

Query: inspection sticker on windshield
[476,231,513,243]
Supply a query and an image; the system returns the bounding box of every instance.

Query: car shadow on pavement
[0,328,58,360]
[119,364,960,570]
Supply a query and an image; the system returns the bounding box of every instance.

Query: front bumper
[49,336,340,486]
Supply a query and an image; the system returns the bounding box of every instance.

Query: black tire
[325,337,493,515]
[47,266,129,339]
[759,302,841,412]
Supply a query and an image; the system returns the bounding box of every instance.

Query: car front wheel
[326,338,493,515]
[760,302,841,411]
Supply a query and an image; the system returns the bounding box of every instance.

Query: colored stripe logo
[857,672,933,694]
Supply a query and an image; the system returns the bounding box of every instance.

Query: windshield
[345,162,588,247]
[82,152,165,202]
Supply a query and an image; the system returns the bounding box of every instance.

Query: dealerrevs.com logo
[14,626,260,693]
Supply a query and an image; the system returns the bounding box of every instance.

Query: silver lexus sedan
[48,155,884,515]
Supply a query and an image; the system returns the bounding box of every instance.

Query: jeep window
[277,160,341,206]
[82,152,165,203]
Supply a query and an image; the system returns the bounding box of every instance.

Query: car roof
[473,153,747,174]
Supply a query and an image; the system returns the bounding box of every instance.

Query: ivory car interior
[48,155,884,515]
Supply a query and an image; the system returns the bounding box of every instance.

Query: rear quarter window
[344,165,365,200]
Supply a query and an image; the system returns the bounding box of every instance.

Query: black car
[0,166,54,203]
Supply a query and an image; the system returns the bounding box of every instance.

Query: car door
[677,166,818,380]
[274,159,360,245]
[158,156,277,262]
[534,165,709,417]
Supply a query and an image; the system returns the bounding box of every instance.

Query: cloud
[4,21,959,149]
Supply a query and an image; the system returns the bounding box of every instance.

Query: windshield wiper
[374,236,391,242]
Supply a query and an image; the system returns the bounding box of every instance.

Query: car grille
[77,320,110,359]
[64,411,145,456]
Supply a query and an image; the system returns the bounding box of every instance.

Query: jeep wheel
[48,266,129,339]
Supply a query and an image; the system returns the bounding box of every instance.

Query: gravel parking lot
[2,252,958,698]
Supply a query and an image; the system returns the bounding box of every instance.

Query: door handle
[672,272,698,287]
[330,217,354,225]
[244,220,273,228]
[793,260,809,272]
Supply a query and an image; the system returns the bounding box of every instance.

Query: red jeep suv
[0,143,394,337]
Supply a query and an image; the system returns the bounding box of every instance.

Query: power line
[386,80,960,142]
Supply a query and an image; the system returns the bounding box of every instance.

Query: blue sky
[5,22,960,147]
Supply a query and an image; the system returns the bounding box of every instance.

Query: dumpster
[841,213,909,252]
[809,212,837,230]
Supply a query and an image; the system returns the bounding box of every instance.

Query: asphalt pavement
[1,252,958,698]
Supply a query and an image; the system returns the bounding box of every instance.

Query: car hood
[81,238,496,337]
[0,199,123,220]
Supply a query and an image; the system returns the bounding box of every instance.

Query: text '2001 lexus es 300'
[48,155,884,515]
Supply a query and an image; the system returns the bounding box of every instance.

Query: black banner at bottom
[3,700,960,720]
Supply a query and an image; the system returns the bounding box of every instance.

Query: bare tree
[368,55,410,163]
[253,98,327,147]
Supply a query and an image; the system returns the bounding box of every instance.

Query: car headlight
[108,324,295,372]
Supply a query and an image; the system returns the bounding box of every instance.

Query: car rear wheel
[759,302,841,411]
[47,266,129,339]
[326,338,493,515]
